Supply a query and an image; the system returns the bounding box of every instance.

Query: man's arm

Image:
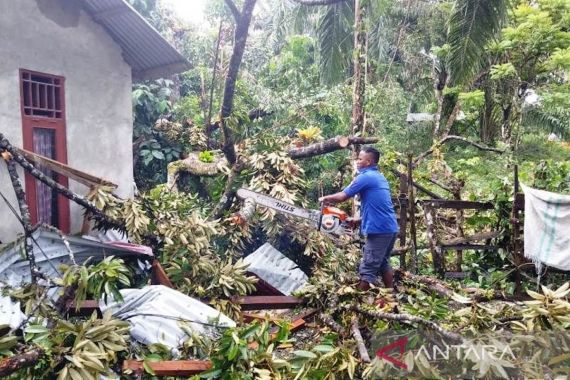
[318,191,350,204]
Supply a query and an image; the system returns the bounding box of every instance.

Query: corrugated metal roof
[244,243,308,296]
[79,0,190,80]
[100,285,235,355]
[0,226,153,286]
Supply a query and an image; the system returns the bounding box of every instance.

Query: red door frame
[19,69,70,232]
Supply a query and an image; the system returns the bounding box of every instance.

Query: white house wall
[0,0,134,243]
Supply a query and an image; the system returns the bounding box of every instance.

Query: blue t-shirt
[343,166,399,234]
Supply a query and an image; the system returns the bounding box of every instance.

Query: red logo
[375,336,408,369]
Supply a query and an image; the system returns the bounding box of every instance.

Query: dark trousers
[359,233,397,284]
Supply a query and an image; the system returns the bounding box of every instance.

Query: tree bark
[167,153,229,191]
[395,269,455,299]
[424,204,445,278]
[442,101,461,137]
[407,155,418,273]
[234,197,256,224]
[0,133,123,231]
[348,305,464,344]
[0,348,43,377]
[351,0,365,138]
[351,316,370,363]
[219,0,257,166]
[288,136,378,159]
[210,161,243,220]
[319,312,347,337]
[432,69,449,137]
[206,20,224,142]
[3,157,38,282]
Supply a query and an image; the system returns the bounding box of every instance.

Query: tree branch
[414,135,505,165]
[210,161,243,220]
[207,108,272,135]
[347,304,464,344]
[0,348,43,377]
[224,0,241,21]
[351,316,371,363]
[288,136,378,159]
[3,156,38,283]
[0,133,123,231]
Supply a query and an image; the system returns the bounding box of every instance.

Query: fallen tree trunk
[288,136,378,159]
[0,348,43,377]
[0,133,123,231]
[347,304,464,344]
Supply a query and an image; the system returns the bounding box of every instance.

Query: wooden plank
[241,312,283,323]
[425,199,494,210]
[248,273,284,296]
[15,147,117,189]
[151,260,174,288]
[123,360,212,376]
[441,231,501,246]
[514,193,525,211]
[66,300,101,317]
[390,169,443,199]
[235,296,304,311]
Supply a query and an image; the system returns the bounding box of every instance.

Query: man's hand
[346,217,361,229]
[318,192,350,205]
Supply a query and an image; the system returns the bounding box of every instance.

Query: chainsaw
[236,188,353,236]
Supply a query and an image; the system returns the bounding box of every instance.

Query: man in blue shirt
[319,146,399,291]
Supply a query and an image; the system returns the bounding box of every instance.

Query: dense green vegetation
[2,0,569,379]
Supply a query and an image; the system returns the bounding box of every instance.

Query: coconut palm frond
[316,0,354,85]
[447,0,508,85]
[523,105,570,139]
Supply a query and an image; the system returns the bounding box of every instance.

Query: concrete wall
[0,0,133,243]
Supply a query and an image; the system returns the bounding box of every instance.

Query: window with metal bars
[21,71,63,118]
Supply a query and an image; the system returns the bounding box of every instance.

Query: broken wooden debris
[123,360,212,376]
[151,260,174,288]
[15,147,117,189]
[65,300,101,317]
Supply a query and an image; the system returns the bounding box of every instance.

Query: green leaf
[152,151,165,160]
[293,350,318,359]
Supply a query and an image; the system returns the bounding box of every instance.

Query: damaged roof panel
[0,226,153,286]
[244,243,308,296]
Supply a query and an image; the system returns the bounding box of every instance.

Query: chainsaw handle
[317,202,324,232]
